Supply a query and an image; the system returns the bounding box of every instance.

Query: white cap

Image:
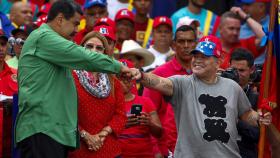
[176,16,200,29]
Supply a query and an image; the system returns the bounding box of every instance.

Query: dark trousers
[17,133,70,158]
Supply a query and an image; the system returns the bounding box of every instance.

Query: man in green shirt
[15,1,132,158]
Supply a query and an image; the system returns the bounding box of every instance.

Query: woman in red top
[69,31,126,158]
[118,60,162,158]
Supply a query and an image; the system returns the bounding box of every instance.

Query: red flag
[258,0,280,157]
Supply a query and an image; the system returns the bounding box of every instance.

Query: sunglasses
[84,43,105,52]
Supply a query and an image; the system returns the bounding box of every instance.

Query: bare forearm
[148,111,162,138]
[246,17,265,44]
[267,124,280,148]
[140,72,173,96]
[241,109,259,127]
[149,122,162,138]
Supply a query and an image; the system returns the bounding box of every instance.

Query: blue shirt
[171,7,219,36]
[0,11,15,37]
[240,15,269,39]
[240,15,269,65]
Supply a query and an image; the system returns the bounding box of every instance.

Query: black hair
[230,48,254,67]
[47,0,83,22]
[174,25,197,41]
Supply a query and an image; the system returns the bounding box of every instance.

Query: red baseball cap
[153,16,172,29]
[33,14,48,28]
[37,3,51,17]
[191,35,222,58]
[94,17,115,30]
[115,9,134,23]
[94,25,116,41]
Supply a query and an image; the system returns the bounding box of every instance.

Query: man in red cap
[94,25,116,56]
[143,16,173,72]
[115,9,135,53]
[0,29,17,158]
[132,35,272,158]
[74,0,109,44]
[0,30,17,96]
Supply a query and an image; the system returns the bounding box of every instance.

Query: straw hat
[120,40,155,67]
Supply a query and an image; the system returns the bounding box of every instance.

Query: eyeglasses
[84,43,105,53]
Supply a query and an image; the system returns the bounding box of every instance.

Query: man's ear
[55,13,64,27]
[171,41,176,51]
[216,57,222,69]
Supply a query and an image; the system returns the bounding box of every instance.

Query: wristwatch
[244,14,251,22]
[80,131,87,138]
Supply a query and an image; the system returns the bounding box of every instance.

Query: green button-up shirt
[15,24,121,147]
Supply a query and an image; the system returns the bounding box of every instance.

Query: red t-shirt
[0,62,17,158]
[220,36,263,69]
[0,62,18,96]
[133,20,148,46]
[142,57,192,155]
[119,95,156,158]
[73,28,90,45]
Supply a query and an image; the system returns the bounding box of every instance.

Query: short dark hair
[220,11,241,26]
[174,25,197,41]
[47,0,83,22]
[230,48,254,67]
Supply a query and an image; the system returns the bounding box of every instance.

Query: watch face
[80,132,86,138]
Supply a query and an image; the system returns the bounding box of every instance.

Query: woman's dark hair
[47,0,83,22]
[174,25,197,41]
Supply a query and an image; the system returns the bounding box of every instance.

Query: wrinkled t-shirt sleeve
[237,84,252,117]
[164,75,185,108]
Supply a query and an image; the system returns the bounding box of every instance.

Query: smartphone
[130,104,142,116]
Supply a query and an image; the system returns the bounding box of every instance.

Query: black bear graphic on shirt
[198,94,230,143]
[203,119,230,143]
[199,94,227,118]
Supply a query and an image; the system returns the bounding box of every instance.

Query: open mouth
[193,63,204,69]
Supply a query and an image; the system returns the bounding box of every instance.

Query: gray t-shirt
[166,75,251,158]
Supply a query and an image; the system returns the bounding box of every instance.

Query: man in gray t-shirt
[166,74,250,157]
[132,35,272,158]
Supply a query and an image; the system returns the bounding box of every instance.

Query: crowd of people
[0,0,277,158]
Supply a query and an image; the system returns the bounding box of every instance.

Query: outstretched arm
[132,68,173,96]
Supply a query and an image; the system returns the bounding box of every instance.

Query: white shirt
[143,46,174,72]
[107,0,129,20]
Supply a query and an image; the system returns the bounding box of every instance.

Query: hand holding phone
[130,104,142,116]
[137,112,151,126]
